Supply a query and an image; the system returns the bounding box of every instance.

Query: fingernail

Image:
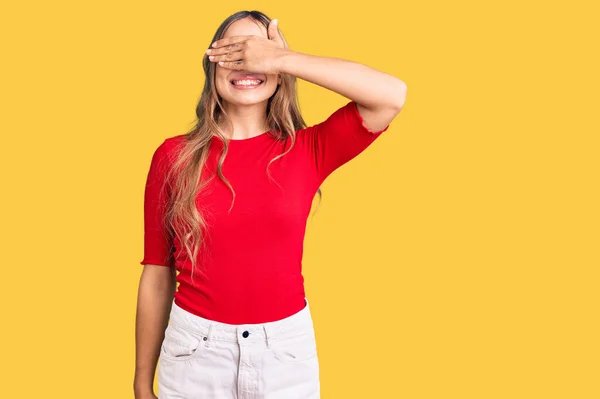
[272,18,278,25]
[218,61,224,66]
[212,42,218,48]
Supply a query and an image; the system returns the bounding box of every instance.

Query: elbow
[392,80,407,112]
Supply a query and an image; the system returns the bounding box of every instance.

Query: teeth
[232,79,262,86]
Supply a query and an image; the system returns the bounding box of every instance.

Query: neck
[218,101,270,140]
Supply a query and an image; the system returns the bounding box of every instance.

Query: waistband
[168,298,315,345]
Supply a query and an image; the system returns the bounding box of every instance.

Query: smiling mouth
[230,79,264,88]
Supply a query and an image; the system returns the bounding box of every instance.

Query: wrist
[134,378,153,395]
[276,49,300,75]
[134,387,154,399]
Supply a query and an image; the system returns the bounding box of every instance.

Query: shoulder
[146,135,187,179]
[153,134,186,160]
[162,134,187,152]
[291,101,356,140]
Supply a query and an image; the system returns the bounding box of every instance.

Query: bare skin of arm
[133,265,177,399]
[206,19,407,133]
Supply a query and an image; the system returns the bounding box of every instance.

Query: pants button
[242,330,250,338]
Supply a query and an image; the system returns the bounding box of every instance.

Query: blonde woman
[134,9,407,399]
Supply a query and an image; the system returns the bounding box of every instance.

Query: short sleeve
[140,140,175,268]
[300,101,389,182]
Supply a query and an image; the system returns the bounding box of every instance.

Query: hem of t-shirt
[139,259,173,267]
[349,101,391,135]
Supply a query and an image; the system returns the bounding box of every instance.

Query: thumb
[267,19,282,43]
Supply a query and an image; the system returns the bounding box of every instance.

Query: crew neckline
[212,130,277,145]
[228,130,271,142]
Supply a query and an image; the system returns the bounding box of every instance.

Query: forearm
[278,50,406,111]
[133,266,176,396]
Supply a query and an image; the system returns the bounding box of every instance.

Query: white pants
[157,299,320,399]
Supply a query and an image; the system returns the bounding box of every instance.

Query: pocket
[160,322,206,362]
[272,332,318,363]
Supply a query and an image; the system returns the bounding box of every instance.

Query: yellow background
[1,0,598,398]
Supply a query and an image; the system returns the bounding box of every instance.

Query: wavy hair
[160,10,321,283]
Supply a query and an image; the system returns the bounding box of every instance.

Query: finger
[211,35,251,48]
[267,19,278,41]
[268,19,284,46]
[206,42,244,55]
[208,51,243,63]
[217,60,244,70]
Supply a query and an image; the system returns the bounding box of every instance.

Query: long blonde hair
[160,10,320,283]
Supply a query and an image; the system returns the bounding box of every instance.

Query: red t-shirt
[140,101,389,324]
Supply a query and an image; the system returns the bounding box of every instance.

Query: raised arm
[206,18,407,133]
[278,51,407,132]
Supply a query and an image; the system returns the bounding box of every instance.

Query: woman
[134,9,407,399]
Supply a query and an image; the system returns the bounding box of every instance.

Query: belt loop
[205,323,214,347]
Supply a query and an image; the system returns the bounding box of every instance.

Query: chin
[227,96,272,106]
[220,87,278,106]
